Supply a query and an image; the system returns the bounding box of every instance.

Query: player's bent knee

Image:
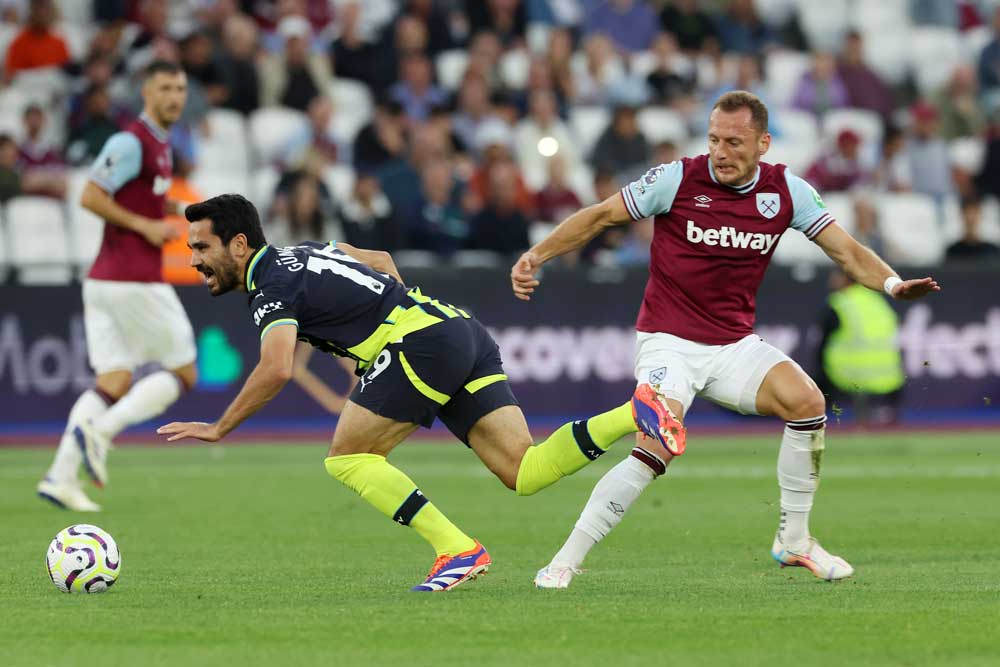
[789,390,826,421]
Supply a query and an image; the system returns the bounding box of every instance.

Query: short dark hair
[712,90,769,134]
[144,59,183,81]
[185,194,267,249]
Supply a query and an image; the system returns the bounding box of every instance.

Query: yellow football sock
[324,453,476,556]
[515,402,636,496]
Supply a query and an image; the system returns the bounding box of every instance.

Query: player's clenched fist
[511,251,542,301]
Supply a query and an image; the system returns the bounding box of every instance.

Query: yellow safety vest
[823,284,905,394]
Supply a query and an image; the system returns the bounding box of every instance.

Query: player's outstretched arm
[511,193,633,301]
[157,324,298,442]
[814,223,941,300]
[336,242,404,284]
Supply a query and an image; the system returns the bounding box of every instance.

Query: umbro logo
[694,194,712,208]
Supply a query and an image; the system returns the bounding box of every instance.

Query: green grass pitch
[2,431,998,666]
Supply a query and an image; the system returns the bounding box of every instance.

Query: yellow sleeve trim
[398,351,449,405]
[464,373,507,394]
[260,318,299,340]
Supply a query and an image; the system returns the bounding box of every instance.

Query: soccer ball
[46,524,122,593]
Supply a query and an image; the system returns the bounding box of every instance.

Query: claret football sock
[47,390,111,483]
[515,402,637,496]
[777,416,827,546]
[324,453,476,557]
[92,371,183,439]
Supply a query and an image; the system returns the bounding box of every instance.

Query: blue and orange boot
[411,541,491,592]
[631,383,686,456]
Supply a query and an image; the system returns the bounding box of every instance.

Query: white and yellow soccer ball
[46,524,122,593]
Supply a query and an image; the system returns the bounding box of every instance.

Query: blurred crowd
[2,0,1000,282]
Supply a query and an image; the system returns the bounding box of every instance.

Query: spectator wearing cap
[946,194,1000,261]
[837,31,893,121]
[389,53,447,123]
[906,101,954,202]
[513,88,578,179]
[590,101,650,185]
[805,129,872,193]
[467,160,532,256]
[2,0,69,84]
[659,0,719,55]
[259,15,333,111]
[218,13,262,116]
[582,0,659,53]
[791,51,850,116]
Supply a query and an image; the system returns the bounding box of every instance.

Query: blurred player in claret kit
[513,91,941,588]
[156,194,682,592]
[37,61,197,512]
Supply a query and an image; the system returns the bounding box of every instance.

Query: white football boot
[534,564,583,589]
[771,533,854,581]
[74,420,111,488]
[37,478,101,512]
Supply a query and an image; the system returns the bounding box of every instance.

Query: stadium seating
[66,168,104,277]
[393,249,439,269]
[329,79,374,145]
[822,108,883,149]
[323,164,356,203]
[636,107,689,144]
[877,193,945,266]
[451,249,505,268]
[850,0,909,32]
[248,107,309,166]
[569,106,610,158]
[795,0,850,54]
[776,108,820,148]
[250,166,281,216]
[199,109,250,174]
[764,50,812,108]
[941,195,1000,245]
[191,169,249,200]
[859,25,909,84]
[435,50,469,91]
[765,138,820,174]
[500,49,531,90]
[6,196,73,284]
[910,27,967,96]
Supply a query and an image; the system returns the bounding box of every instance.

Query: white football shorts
[634,331,792,416]
[83,279,197,374]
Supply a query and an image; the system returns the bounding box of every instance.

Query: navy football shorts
[348,316,518,444]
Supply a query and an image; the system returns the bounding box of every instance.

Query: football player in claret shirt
[514,91,940,588]
[157,193,682,592]
[39,61,197,512]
